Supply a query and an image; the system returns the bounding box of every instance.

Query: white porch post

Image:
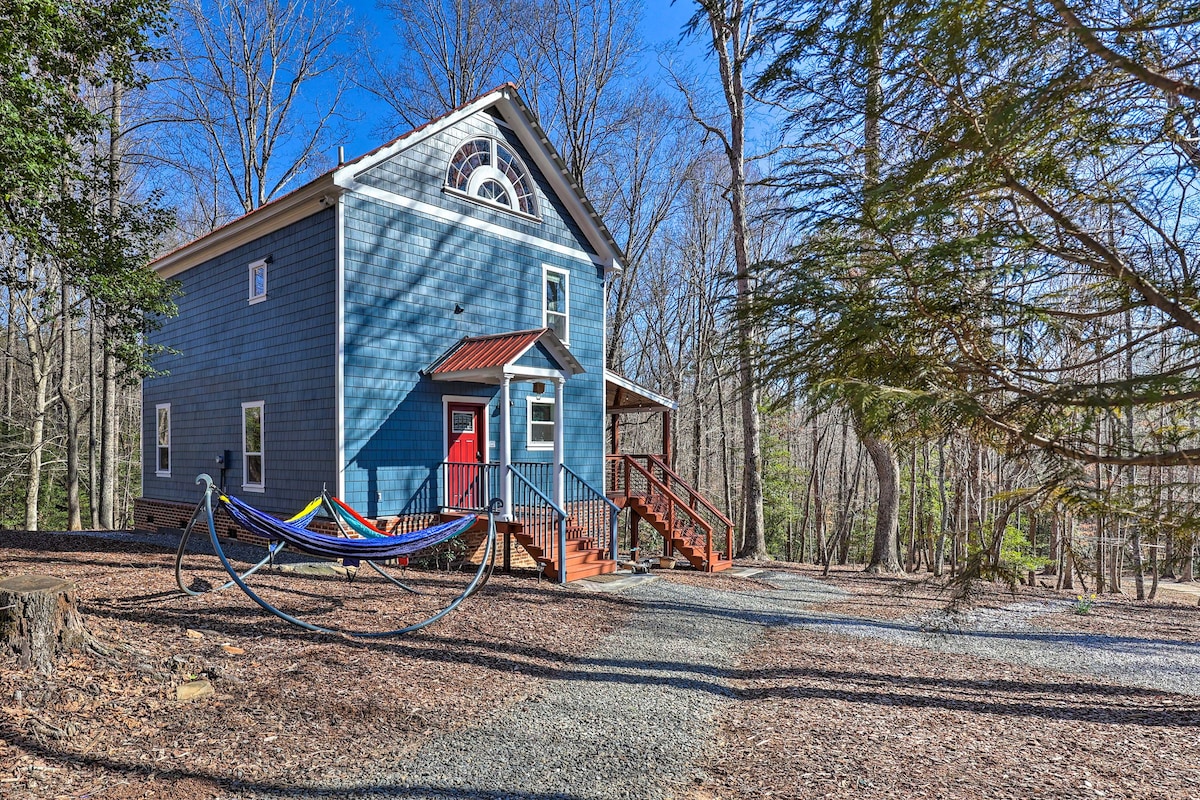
[552,376,565,508]
[500,374,513,519]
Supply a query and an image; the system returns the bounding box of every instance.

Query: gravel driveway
[220,569,1196,799]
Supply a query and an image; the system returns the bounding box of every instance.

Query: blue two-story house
[136,86,732,581]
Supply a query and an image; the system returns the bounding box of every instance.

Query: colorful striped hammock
[174,473,497,638]
[218,493,475,561]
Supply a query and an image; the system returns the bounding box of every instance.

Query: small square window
[248,259,267,304]
[528,398,555,450]
[452,411,475,433]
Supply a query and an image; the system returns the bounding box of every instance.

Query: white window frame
[444,136,540,220]
[526,396,555,451]
[241,401,265,492]
[542,265,569,345]
[248,258,268,304]
[155,403,171,477]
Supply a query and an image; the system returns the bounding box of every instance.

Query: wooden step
[562,559,617,580]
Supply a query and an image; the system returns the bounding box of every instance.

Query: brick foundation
[133,497,538,568]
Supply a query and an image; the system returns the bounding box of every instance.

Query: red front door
[446,403,485,508]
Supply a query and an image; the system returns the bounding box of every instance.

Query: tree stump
[0,575,87,675]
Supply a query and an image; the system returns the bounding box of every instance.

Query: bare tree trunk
[99,84,122,531]
[3,301,13,419]
[23,281,53,532]
[689,0,766,559]
[88,307,100,529]
[862,431,901,573]
[58,281,82,530]
[934,437,949,577]
[1063,515,1077,590]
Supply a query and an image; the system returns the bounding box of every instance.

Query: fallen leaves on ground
[0,532,633,799]
[704,564,1200,800]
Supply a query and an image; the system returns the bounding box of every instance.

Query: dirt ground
[704,563,1200,800]
[0,532,634,798]
[3,537,1199,799]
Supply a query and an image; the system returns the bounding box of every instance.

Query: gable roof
[425,328,583,384]
[152,85,625,279]
[605,370,678,413]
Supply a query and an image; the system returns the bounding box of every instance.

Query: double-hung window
[542,266,569,344]
[155,403,171,476]
[248,258,267,304]
[527,397,555,450]
[242,401,264,491]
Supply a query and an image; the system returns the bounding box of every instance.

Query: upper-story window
[248,258,267,304]
[446,137,538,218]
[543,265,569,344]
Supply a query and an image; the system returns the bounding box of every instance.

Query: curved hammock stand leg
[192,474,498,638]
[175,491,285,597]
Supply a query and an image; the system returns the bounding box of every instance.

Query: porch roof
[425,328,584,384]
[605,370,678,413]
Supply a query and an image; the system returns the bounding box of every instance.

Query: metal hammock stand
[175,474,497,638]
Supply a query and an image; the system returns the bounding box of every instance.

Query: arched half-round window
[446,137,538,217]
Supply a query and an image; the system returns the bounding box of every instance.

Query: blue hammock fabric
[218,494,476,561]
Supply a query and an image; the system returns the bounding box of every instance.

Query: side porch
[434,369,734,581]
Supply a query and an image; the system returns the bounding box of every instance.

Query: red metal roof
[429,329,549,375]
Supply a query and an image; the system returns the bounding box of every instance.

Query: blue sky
[337,0,706,160]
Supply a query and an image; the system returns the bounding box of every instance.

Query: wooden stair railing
[643,454,735,561]
[607,454,733,572]
[507,464,617,583]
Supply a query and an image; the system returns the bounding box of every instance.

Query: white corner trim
[335,197,346,499]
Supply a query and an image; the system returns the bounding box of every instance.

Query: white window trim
[155,403,171,477]
[542,265,570,345]
[444,136,540,220]
[241,401,265,492]
[248,258,268,305]
[526,395,555,451]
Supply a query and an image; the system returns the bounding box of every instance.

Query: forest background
[4,0,1199,597]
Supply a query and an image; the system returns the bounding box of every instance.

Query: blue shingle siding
[142,209,338,515]
[355,110,596,256]
[342,166,607,516]
[514,341,564,372]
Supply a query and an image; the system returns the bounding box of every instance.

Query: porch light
[533,381,546,395]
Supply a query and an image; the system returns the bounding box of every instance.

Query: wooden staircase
[607,454,734,573]
[508,525,619,582]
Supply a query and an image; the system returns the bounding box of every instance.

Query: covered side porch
[605,370,735,573]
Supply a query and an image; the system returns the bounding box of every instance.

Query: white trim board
[343,182,605,267]
[335,196,346,499]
